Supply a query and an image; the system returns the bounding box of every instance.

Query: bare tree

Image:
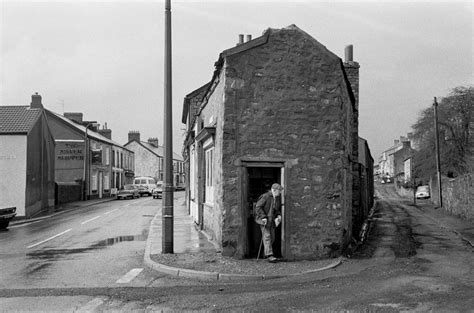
[411,86,473,180]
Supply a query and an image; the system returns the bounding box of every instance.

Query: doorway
[246,166,282,258]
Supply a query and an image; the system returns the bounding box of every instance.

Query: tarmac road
[0,184,472,311]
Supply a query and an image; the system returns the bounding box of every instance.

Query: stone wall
[431,174,474,221]
[221,26,354,260]
[199,70,226,246]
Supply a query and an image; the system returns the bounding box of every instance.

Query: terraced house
[182,25,371,260]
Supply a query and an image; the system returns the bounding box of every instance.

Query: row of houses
[0,94,184,218]
[377,134,416,182]
[180,25,374,260]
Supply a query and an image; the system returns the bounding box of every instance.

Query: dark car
[0,207,17,229]
[117,185,140,200]
[152,181,163,199]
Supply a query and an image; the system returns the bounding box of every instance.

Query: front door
[99,172,103,198]
[245,166,283,258]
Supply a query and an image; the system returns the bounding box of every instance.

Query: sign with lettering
[56,141,84,169]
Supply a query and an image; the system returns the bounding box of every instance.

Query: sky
[1,0,472,160]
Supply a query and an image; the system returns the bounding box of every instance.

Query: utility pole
[162,0,174,253]
[433,97,443,207]
[411,157,416,205]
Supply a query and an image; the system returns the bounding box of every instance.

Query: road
[0,186,472,312]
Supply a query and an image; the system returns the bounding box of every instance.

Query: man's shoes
[267,255,277,263]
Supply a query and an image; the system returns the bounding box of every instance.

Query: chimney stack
[98,124,112,140]
[343,44,360,109]
[31,92,43,109]
[64,112,84,124]
[148,137,159,147]
[246,34,252,42]
[128,130,140,143]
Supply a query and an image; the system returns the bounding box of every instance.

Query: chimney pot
[238,34,244,45]
[345,45,353,62]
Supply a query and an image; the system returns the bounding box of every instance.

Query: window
[104,172,110,191]
[105,147,110,165]
[204,146,214,204]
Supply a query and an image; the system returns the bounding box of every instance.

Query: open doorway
[246,166,282,258]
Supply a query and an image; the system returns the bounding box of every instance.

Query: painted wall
[25,117,56,217]
[0,136,27,216]
[125,141,161,180]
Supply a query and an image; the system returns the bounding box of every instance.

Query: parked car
[133,176,156,197]
[416,185,430,199]
[380,176,394,184]
[0,206,17,230]
[153,181,163,199]
[117,184,140,200]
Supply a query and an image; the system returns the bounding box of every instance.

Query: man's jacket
[255,191,281,225]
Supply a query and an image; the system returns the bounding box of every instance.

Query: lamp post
[83,122,97,201]
[162,0,174,253]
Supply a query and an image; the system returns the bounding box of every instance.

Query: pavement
[9,192,473,281]
[144,196,343,281]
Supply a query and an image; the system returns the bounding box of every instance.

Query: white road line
[81,215,101,225]
[27,228,72,249]
[116,268,143,284]
[104,208,118,215]
[76,297,107,312]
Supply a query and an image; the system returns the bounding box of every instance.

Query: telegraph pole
[433,97,443,208]
[162,0,174,253]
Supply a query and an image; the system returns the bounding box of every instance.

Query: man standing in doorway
[255,183,283,262]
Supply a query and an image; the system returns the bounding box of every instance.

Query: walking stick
[256,219,266,262]
[256,233,264,262]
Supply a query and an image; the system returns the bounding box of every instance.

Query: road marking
[27,228,72,248]
[104,208,118,215]
[76,297,106,312]
[81,215,101,225]
[116,268,143,284]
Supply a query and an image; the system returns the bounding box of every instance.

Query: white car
[416,185,430,199]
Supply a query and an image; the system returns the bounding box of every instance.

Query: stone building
[182,25,364,260]
[124,131,184,186]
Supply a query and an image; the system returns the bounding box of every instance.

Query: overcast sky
[1,0,472,159]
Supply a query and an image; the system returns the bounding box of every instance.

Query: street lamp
[83,122,97,201]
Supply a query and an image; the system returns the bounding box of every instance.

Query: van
[132,176,156,197]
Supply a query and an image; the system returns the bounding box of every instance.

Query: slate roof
[126,140,183,161]
[46,110,133,152]
[0,105,43,134]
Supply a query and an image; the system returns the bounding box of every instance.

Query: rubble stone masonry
[215,27,355,259]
